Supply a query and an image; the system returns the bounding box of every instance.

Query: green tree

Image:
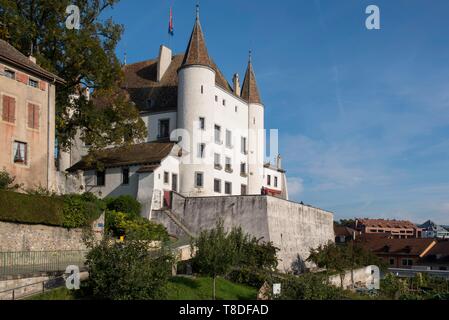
[227,227,279,287]
[0,0,146,152]
[84,238,174,300]
[192,221,237,299]
[308,242,384,289]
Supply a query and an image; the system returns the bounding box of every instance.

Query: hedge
[0,190,64,226]
[0,190,105,228]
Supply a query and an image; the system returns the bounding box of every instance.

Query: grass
[26,276,258,300]
[167,276,258,300]
[27,287,76,300]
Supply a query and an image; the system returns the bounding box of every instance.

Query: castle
[66,10,288,214]
[65,9,334,271]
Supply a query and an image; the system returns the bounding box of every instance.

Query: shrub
[62,193,105,229]
[0,190,64,226]
[105,210,168,241]
[277,273,348,300]
[0,169,20,190]
[84,238,174,300]
[105,195,141,218]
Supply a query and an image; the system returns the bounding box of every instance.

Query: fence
[0,251,88,277]
[389,268,449,280]
[0,276,66,300]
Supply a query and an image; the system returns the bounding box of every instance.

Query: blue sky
[102,0,449,224]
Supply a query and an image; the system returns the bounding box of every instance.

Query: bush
[84,238,174,300]
[105,195,141,218]
[105,210,168,241]
[0,190,104,229]
[0,169,20,190]
[62,193,105,229]
[0,190,64,226]
[277,273,348,300]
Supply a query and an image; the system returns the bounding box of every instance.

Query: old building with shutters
[0,39,65,190]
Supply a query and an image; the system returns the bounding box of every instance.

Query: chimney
[157,45,172,82]
[233,73,241,96]
[276,154,282,169]
[29,55,37,64]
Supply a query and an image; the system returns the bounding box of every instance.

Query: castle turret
[242,52,265,195]
[177,6,216,196]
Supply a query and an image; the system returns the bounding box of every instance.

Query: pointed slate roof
[241,54,262,104]
[181,14,212,68]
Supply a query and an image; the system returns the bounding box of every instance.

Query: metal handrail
[0,250,88,277]
[0,276,65,300]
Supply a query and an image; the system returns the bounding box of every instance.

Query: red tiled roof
[0,39,65,84]
[357,236,436,257]
[122,54,232,113]
[241,59,262,104]
[356,218,419,229]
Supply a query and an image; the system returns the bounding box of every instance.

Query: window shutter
[28,103,33,128]
[2,96,8,121]
[9,97,15,123]
[33,105,39,129]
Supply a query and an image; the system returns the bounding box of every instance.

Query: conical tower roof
[181,9,212,68]
[241,52,262,104]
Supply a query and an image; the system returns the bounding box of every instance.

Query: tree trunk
[351,268,354,289]
[213,276,216,300]
[340,273,345,289]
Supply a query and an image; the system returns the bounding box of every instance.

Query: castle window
[240,163,247,175]
[13,141,27,165]
[215,95,218,102]
[214,153,221,170]
[267,175,271,186]
[225,157,232,173]
[122,168,130,185]
[201,85,204,94]
[222,99,226,106]
[195,172,204,188]
[225,182,232,195]
[214,125,222,144]
[235,106,238,113]
[158,119,170,139]
[274,176,278,188]
[214,179,221,193]
[96,170,105,186]
[164,171,170,184]
[241,137,247,155]
[253,117,256,125]
[198,143,206,158]
[225,130,232,148]
[241,184,247,195]
[199,117,205,130]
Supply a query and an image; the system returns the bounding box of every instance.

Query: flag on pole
[168,7,174,36]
